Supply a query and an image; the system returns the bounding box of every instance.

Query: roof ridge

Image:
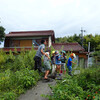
[52,42,78,45]
[9,30,54,34]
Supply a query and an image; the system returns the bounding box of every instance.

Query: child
[67,53,76,76]
[43,51,51,80]
[60,51,67,74]
[55,51,61,77]
[51,51,56,74]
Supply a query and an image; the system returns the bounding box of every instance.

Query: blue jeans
[67,66,72,76]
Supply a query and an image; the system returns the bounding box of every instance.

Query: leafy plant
[0,49,40,100]
[46,66,100,100]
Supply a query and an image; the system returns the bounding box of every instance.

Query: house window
[10,40,20,47]
[32,40,41,47]
[32,38,49,47]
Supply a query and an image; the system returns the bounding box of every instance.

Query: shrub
[0,49,40,100]
[0,92,17,100]
[46,66,100,100]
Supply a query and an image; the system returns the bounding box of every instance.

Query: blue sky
[0,0,100,47]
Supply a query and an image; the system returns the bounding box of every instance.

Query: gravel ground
[18,79,56,100]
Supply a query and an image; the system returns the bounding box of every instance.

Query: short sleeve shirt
[67,57,72,67]
[35,44,45,58]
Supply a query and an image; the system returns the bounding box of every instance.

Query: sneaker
[59,74,62,76]
[56,77,62,80]
[44,78,53,82]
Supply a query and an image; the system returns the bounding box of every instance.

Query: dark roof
[52,43,85,52]
[5,30,55,42]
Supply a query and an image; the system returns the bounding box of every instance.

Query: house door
[79,57,85,68]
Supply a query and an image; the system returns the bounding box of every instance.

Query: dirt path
[18,79,56,100]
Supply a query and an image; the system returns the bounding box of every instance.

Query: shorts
[61,63,66,70]
[55,62,61,65]
[44,61,51,70]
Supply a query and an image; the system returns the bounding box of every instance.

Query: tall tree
[0,26,5,44]
[55,33,100,52]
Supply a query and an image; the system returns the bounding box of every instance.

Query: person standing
[55,51,61,77]
[67,53,76,76]
[51,51,56,74]
[43,51,51,80]
[60,51,67,74]
[34,40,50,72]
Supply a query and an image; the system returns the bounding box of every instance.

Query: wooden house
[4,30,55,48]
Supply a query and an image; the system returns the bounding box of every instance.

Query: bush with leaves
[46,66,100,100]
[0,48,40,100]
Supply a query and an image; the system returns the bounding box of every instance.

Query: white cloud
[49,0,75,7]
[0,0,100,38]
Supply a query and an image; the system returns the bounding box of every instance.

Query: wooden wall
[75,52,87,59]
[20,40,32,47]
[5,38,49,47]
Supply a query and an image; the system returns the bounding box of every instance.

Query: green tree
[94,34,100,51]
[0,26,5,44]
[55,33,100,52]
[83,34,100,51]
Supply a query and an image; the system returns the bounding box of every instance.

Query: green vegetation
[92,51,100,65]
[46,66,100,100]
[0,49,40,100]
[0,26,5,44]
[56,34,100,51]
[0,41,99,100]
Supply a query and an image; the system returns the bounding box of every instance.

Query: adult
[34,40,50,72]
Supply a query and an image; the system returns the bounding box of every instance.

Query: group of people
[34,39,76,81]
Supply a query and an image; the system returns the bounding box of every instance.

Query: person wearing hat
[55,51,62,78]
[67,53,76,76]
[43,51,51,80]
[60,50,67,74]
[51,51,56,74]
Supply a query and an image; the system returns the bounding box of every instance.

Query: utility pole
[80,27,86,47]
[88,42,90,67]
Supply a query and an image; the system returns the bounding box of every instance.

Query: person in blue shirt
[67,53,76,76]
[55,51,61,77]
